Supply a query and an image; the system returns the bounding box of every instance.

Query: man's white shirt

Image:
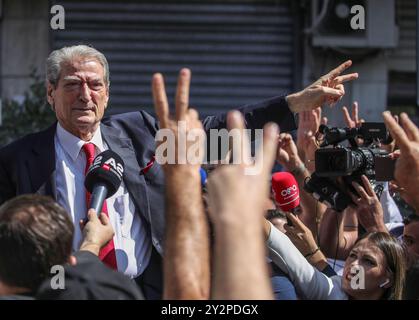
[55,122,151,278]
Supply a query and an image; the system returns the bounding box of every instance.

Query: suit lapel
[27,123,57,199]
[100,123,151,224]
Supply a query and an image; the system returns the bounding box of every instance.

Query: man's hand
[342,101,364,128]
[152,68,205,172]
[286,60,358,113]
[296,107,321,161]
[207,112,279,224]
[383,112,419,213]
[207,111,278,299]
[348,175,387,233]
[79,209,115,256]
[276,133,304,173]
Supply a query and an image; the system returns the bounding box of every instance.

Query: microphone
[271,172,301,226]
[84,150,125,215]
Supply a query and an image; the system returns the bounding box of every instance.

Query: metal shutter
[387,0,416,107]
[51,0,297,116]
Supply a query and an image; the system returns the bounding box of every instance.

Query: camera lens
[330,155,346,171]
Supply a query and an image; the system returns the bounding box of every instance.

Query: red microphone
[271,172,301,225]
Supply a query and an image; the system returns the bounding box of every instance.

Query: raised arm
[153,69,210,300]
[207,111,278,300]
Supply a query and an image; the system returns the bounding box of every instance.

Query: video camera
[304,122,395,212]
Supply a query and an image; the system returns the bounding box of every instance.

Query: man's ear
[104,84,110,109]
[46,82,56,110]
[67,255,77,266]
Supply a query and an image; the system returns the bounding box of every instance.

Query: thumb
[285,212,303,231]
[87,209,98,222]
[99,212,110,226]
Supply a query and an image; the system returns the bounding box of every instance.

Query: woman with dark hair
[265,219,407,300]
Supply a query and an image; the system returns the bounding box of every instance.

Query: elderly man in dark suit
[0,45,357,299]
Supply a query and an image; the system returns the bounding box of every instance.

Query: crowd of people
[0,45,418,300]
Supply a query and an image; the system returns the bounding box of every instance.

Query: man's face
[47,57,109,139]
[403,221,419,263]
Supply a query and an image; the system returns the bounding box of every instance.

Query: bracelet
[304,247,320,259]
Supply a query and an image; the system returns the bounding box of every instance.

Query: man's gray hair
[46,45,110,87]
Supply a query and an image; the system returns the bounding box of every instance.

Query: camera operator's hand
[383,112,419,213]
[380,115,398,154]
[79,209,115,256]
[286,60,358,113]
[276,133,304,172]
[348,176,387,233]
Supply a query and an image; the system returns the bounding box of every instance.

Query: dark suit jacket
[0,95,296,252]
[36,251,144,300]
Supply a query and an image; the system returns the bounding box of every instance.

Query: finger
[175,68,191,121]
[285,212,304,231]
[311,109,320,127]
[321,87,344,99]
[79,219,85,231]
[188,108,199,121]
[87,209,98,221]
[99,212,110,226]
[321,117,328,126]
[352,181,369,200]
[333,72,359,84]
[348,189,360,205]
[383,111,411,151]
[152,73,169,128]
[326,60,353,79]
[335,84,345,95]
[342,106,352,127]
[400,112,419,143]
[352,101,359,123]
[227,111,251,166]
[360,175,375,197]
[255,122,279,178]
[314,107,322,122]
[283,223,295,234]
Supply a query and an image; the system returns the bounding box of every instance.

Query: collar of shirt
[56,122,105,160]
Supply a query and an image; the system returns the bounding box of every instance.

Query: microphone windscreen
[271,172,300,212]
[85,150,125,198]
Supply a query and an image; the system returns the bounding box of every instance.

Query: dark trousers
[134,246,163,300]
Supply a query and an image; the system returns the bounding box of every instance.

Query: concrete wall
[302,47,390,127]
[1,0,50,101]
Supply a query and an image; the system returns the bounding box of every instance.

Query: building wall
[0,0,50,101]
[301,0,416,127]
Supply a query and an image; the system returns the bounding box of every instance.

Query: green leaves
[0,71,55,147]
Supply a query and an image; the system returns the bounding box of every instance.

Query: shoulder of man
[36,251,144,300]
[0,123,56,162]
[102,110,159,135]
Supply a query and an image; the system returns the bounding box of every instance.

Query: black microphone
[84,150,124,215]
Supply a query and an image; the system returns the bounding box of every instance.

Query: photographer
[0,195,142,299]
